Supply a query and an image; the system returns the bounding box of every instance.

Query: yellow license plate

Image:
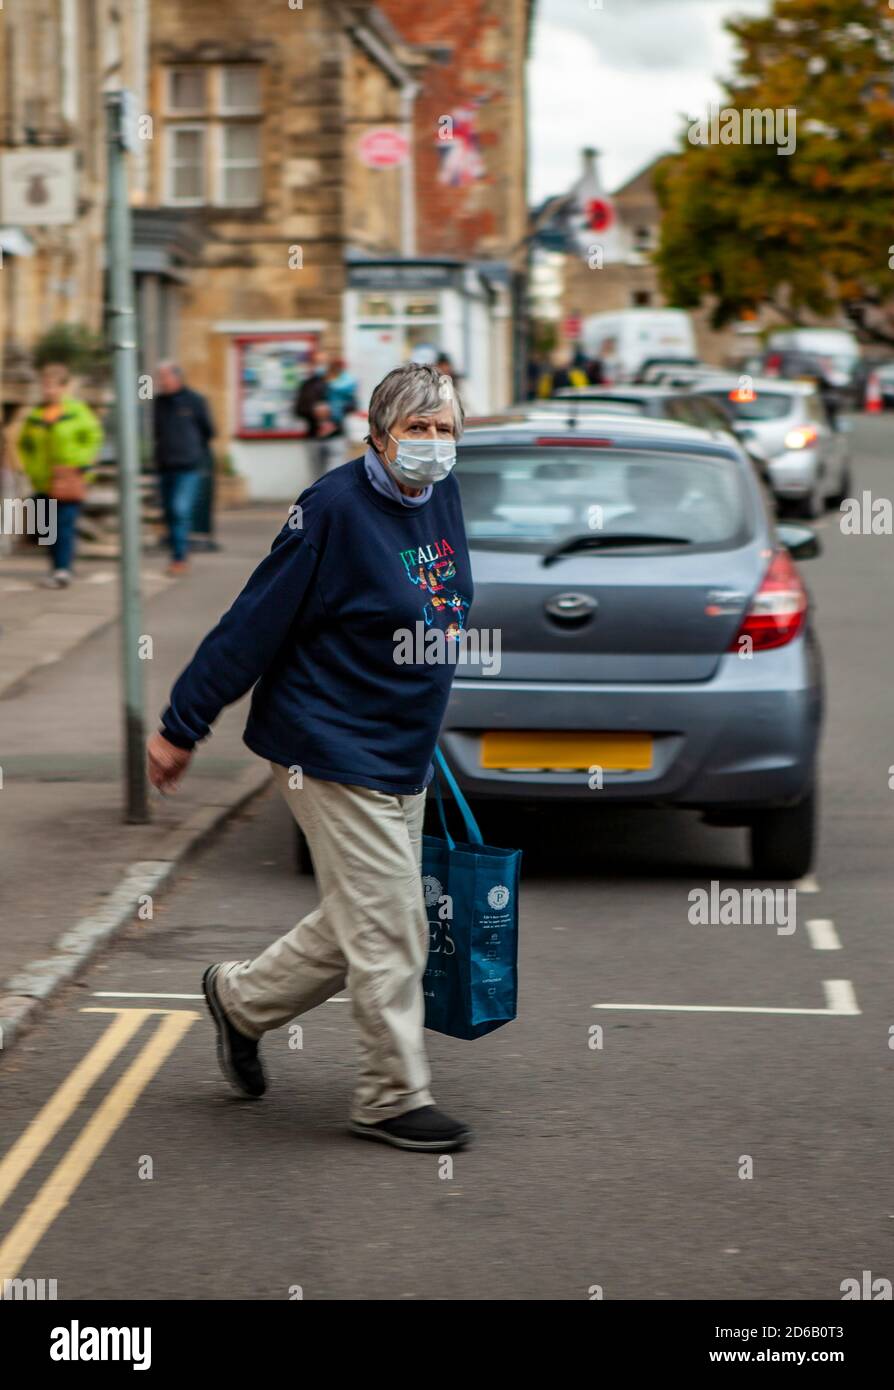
[480,731,653,771]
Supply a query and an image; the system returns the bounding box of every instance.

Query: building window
[632,290,652,306]
[163,65,261,208]
[218,124,261,206]
[358,294,397,318]
[405,296,439,317]
[166,125,206,205]
[220,66,261,115]
[168,68,207,115]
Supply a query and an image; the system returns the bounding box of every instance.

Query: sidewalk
[0,508,287,1046]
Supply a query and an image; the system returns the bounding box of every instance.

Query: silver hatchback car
[687,376,851,518]
[440,413,824,879]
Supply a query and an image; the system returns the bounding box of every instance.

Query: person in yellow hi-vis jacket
[16,363,103,588]
[536,349,590,398]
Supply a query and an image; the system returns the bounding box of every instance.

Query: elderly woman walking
[147,363,474,1151]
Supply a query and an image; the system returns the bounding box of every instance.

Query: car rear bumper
[440,640,822,810]
[767,447,821,496]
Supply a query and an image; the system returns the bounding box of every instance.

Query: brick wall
[378,0,530,264]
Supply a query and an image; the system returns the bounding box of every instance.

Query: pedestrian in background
[295,350,354,477]
[435,352,455,382]
[321,356,358,470]
[525,355,545,400]
[153,362,215,577]
[435,351,478,414]
[16,362,103,589]
[537,349,589,397]
[147,361,474,1153]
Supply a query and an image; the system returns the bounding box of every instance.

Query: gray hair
[366,362,465,444]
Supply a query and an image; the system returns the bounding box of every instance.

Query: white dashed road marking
[806,918,842,951]
[593,979,860,1016]
[91,991,353,1003]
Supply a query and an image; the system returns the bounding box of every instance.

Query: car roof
[460,412,742,458]
[552,385,679,399]
[688,374,815,396]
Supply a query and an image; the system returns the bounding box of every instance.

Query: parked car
[435,413,823,879]
[686,376,851,518]
[873,361,894,408]
[765,328,860,386]
[642,364,726,388]
[634,357,703,383]
[543,385,775,502]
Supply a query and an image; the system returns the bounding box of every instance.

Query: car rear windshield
[571,397,648,414]
[456,446,752,550]
[700,390,795,421]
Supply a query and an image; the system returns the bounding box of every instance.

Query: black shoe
[202,964,266,1098]
[350,1105,472,1152]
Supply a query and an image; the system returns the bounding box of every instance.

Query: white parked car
[687,376,851,518]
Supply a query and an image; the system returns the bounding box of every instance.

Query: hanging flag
[436,104,486,187]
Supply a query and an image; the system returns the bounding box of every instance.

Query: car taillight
[783,425,818,450]
[729,549,808,652]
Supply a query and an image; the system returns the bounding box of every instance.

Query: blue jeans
[36,494,81,572]
[159,470,201,562]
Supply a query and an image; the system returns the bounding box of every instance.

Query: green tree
[33,323,109,376]
[654,0,894,341]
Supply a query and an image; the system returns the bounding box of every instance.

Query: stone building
[1,1,535,501]
[0,0,147,415]
[139,1,419,496]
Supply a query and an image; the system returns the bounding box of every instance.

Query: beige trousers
[215,763,434,1125]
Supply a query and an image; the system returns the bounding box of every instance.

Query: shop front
[344,258,500,420]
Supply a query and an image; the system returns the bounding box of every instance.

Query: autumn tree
[653,0,894,341]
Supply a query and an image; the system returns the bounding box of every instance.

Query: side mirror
[777,524,821,561]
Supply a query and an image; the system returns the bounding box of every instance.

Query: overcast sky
[528,0,771,203]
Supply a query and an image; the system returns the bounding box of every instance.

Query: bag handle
[431,747,484,850]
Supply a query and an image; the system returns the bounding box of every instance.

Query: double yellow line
[0,1007,198,1286]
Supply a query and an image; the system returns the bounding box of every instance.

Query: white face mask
[387,431,457,485]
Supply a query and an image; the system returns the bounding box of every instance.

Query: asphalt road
[1,416,892,1301]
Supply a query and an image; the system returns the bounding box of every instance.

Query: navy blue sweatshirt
[160,455,474,794]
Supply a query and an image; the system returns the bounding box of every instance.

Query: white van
[764,327,861,392]
[582,309,697,382]
[766,327,860,361]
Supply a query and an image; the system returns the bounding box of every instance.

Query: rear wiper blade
[543,533,694,565]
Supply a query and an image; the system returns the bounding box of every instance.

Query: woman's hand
[147,732,193,793]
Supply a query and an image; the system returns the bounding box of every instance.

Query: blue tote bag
[421,748,522,1040]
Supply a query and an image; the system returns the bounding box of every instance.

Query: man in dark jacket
[154,362,215,575]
